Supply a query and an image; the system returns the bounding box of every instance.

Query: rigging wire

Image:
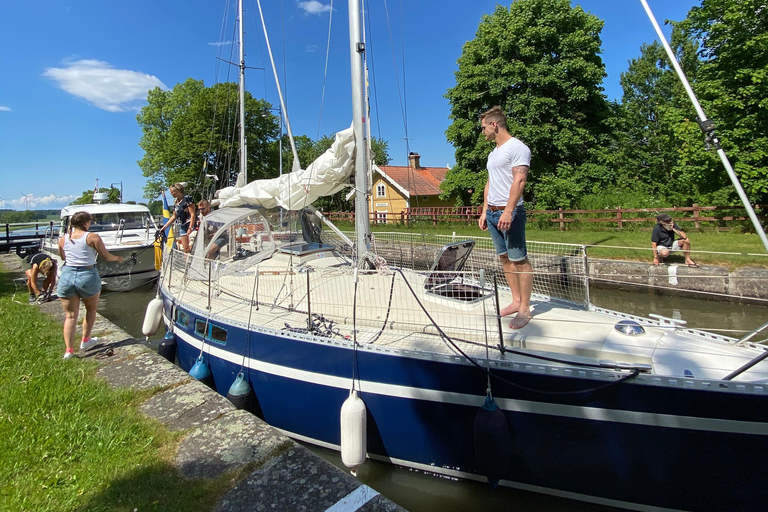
[315,0,335,144]
[381,0,415,209]
[363,0,382,140]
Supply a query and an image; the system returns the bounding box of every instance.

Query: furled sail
[217,126,355,210]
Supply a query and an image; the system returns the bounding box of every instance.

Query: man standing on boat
[651,213,698,267]
[478,106,533,329]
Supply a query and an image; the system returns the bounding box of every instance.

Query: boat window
[210,324,227,344]
[88,212,154,232]
[175,309,189,327]
[194,319,228,345]
[203,213,275,263]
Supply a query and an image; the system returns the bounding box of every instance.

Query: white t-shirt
[487,137,531,207]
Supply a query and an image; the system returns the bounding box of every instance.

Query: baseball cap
[656,213,672,222]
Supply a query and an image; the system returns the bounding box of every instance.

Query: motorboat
[43,202,159,292]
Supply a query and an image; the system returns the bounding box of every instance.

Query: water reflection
[590,283,768,338]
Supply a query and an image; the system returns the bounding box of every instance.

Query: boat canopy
[188,207,278,277]
[216,126,355,209]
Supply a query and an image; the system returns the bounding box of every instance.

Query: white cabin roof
[60,203,151,218]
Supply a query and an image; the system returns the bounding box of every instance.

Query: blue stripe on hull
[170,301,768,511]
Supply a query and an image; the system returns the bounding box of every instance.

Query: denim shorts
[179,223,190,236]
[486,205,528,262]
[57,266,102,299]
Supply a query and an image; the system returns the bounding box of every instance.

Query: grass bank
[329,221,768,268]
[0,268,231,512]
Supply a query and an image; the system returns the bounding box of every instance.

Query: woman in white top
[57,211,123,359]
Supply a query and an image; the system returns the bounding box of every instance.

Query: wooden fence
[326,204,767,230]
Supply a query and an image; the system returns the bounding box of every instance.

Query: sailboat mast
[639,0,768,253]
[348,0,371,258]
[238,0,247,185]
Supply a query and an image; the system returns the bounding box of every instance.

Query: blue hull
[167,298,768,511]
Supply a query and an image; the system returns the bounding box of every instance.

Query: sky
[0,0,699,210]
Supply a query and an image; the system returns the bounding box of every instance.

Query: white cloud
[298,1,332,15]
[208,41,232,46]
[0,106,10,112]
[305,44,319,53]
[43,59,167,112]
[7,193,77,209]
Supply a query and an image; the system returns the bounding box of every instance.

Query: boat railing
[115,219,126,244]
[43,224,57,248]
[158,244,590,348]
[352,231,590,307]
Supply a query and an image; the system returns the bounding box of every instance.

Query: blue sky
[0,0,698,209]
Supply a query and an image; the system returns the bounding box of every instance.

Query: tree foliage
[615,28,724,205]
[70,187,121,206]
[0,210,37,223]
[444,0,611,208]
[679,0,768,204]
[137,79,279,199]
[440,0,766,211]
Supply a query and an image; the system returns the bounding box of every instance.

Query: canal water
[98,282,768,512]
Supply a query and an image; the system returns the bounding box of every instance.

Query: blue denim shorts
[57,266,102,299]
[486,205,528,262]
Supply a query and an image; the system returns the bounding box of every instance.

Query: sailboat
[147,1,768,510]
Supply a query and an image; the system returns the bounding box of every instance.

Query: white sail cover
[217,125,355,209]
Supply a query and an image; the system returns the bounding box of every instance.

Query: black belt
[67,265,95,270]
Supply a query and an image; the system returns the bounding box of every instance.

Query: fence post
[693,204,700,230]
[559,208,564,231]
[617,206,623,229]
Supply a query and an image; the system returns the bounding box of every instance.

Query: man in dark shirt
[651,213,698,267]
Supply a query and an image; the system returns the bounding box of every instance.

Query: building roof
[374,165,448,197]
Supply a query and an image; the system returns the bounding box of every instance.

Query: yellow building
[369,153,451,223]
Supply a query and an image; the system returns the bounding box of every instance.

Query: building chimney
[408,152,421,169]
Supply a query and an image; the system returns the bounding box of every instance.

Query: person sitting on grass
[651,213,698,268]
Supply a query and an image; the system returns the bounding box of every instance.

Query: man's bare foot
[500,302,520,317]
[509,309,531,329]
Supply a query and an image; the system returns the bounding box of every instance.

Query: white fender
[142,296,164,337]
[340,389,367,474]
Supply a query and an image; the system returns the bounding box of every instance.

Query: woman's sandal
[95,348,115,360]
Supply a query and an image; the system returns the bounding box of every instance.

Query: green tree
[137,79,280,199]
[70,187,121,205]
[144,199,163,217]
[444,0,611,208]
[614,28,723,206]
[0,210,36,223]
[679,0,768,204]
